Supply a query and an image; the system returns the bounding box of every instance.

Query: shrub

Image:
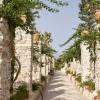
[66,70,70,74]
[32,81,42,91]
[72,72,76,76]
[48,69,54,76]
[10,84,29,100]
[75,74,81,83]
[41,76,47,82]
[82,80,95,90]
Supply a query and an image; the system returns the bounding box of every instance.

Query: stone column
[15,28,31,88]
[33,41,42,82]
[95,41,100,90]
[81,42,91,81]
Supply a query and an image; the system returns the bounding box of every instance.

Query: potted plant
[65,70,70,75]
[75,74,81,86]
[10,84,29,100]
[72,72,76,81]
[41,76,47,86]
[82,80,95,92]
[48,69,54,76]
[31,81,42,100]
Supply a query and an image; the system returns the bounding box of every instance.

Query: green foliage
[60,39,81,63]
[72,72,76,76]
[0,0,68,36]
[66,70,70,74]
[75,74,81,83]
[10,85,29,100]
[32,81,42,91]
[41,32,56,57]
[41,76,47,82]
[82,79,95,90]
[55,58,64,70]
[48,69,54,76]
[59,0,100,66]
[41,45,56,57]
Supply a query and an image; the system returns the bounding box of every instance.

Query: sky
[36,0,81,57]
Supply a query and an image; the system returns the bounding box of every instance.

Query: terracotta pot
[33,32,40,42]
[95,10,100,20]
[20,15,27,23]
[93,96,100,100]
[81,30,89,37]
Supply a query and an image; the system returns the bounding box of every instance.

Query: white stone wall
[15,28,31,85]
[81,42,91,81]
[95,41,100,90]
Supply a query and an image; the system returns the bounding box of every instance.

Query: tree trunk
[0,18,12,100]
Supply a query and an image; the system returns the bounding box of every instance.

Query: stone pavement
[39,71,85,100]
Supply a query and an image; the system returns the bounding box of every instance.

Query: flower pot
[33,32,40,42]
[93,96,100,100]
[20,15,27,24]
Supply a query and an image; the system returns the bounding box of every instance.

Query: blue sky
[36,0,81,57]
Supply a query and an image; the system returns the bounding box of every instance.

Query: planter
[33,32,40,42]
[93,96,100,100]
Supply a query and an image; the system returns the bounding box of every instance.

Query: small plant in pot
[10,84,29,100]
[32,81,42,91]
[41,76,47,83]
[72,72,76,77]
[66,70,70,75]
[75,74,81,86]
[83,79,95,92]
[48,69,54,76]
